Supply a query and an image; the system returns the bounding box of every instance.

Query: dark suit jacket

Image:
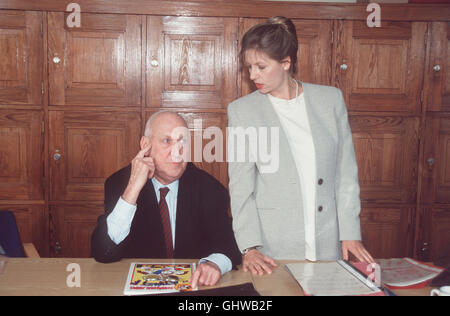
[91,163,241,267]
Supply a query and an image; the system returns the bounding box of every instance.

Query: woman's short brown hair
[240,16,298,74]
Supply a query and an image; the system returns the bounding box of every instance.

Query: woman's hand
[342,240,375,264]
[242,249,278,275]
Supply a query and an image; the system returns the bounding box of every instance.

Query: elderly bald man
[91,111,241,288]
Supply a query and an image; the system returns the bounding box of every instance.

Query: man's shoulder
[105,164,131,187]
[184,163,227,194]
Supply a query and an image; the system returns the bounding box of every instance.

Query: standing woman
[227,16,374,275]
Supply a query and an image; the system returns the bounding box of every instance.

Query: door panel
[0,11,43,105]
[350,115,420,204]
[48,12,141,106]
[49,111,141,201]
[147,16,237,109]
[334,21,426,113]
[0,110,43,200]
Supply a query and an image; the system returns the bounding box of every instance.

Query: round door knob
[53,56,61,64]
[150,59,159,67]
[427,158,435,166]
[433,65,441,72]
[340,63,348,71]
[54,153,61,161]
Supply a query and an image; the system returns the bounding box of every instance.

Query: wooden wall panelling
[350,115,420,204]
[0,204,45,256]
[0,110,43,200]
[425,22,450,112]
[49,203,104,257]
[238,18,333,97]
[0,1,449,21]
[416,206,450,261]
[0,10,43,106]
[334,21,426,113]
[49,111,141,201]
[146,16,238,109]
[429,206,450,261]
[360,205,414,259]
[421,115,450,204]
[47,12,142,107]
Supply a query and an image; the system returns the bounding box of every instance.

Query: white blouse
[268,92,317,261]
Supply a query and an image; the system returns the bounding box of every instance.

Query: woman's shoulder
[301,82,341,96]
[228,90,263,113]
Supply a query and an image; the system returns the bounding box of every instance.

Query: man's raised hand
[122,144,155,205]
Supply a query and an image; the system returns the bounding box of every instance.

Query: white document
[378,258,442,287]
[285,261,381,296]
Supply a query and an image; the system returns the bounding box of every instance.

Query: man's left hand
[189,261,221,289]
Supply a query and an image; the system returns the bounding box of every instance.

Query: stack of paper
[285,261,382,296]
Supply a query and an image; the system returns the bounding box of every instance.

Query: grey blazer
[227,82,362,260]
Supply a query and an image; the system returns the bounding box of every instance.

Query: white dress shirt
[106,177,232,274]
[268,92,317,261]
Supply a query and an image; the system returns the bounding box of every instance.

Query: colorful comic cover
[123,262,197,295]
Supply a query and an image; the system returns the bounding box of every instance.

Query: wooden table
[0,257,434,296]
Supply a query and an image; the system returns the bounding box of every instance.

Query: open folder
[285,261,384,296]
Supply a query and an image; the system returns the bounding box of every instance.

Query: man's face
[145,113,190,185]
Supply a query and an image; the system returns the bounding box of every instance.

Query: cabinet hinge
[41,82,44,95]
[41,120,45,134]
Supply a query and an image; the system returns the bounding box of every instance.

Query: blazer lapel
[301,82,330,181]
[256,90,302,185]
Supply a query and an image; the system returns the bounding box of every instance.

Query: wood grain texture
[0,0,449,21]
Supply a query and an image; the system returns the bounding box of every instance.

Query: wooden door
[334,21,426,113]
[418,115,450,261]
[49,204,103,257]
[350,115,420,204]
[0,10,43,106]
[49,111,141,201]
[0,110,43,200]
[0,204,45,257]
[425,22,450,112]
[350,115,420,258]
[239,18,332,96]
[146,16,238,109]
[48,12,142,107]
[421,115,450,204]
[360,205,414,258]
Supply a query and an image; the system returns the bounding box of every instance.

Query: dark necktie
[158,187,173,258]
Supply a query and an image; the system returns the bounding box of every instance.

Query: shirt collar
[151,177,179,197]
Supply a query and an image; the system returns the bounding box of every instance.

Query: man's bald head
[144,111,188,138]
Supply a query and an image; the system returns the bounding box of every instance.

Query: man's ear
[140,136,151,157]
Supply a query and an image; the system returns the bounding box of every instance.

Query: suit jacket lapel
[135,179,166,255]
[301,82,328,181]
[256,90,302,185]
[174,164,192,255]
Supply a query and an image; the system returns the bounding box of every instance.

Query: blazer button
[318,178,324,185]
[318,206,323,212]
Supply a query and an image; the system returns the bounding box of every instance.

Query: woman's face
[244,49,291,98]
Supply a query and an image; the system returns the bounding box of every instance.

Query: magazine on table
[124,262,197,295]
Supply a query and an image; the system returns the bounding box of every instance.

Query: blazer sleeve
[334,89,362,241]
[227,103,264,252]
